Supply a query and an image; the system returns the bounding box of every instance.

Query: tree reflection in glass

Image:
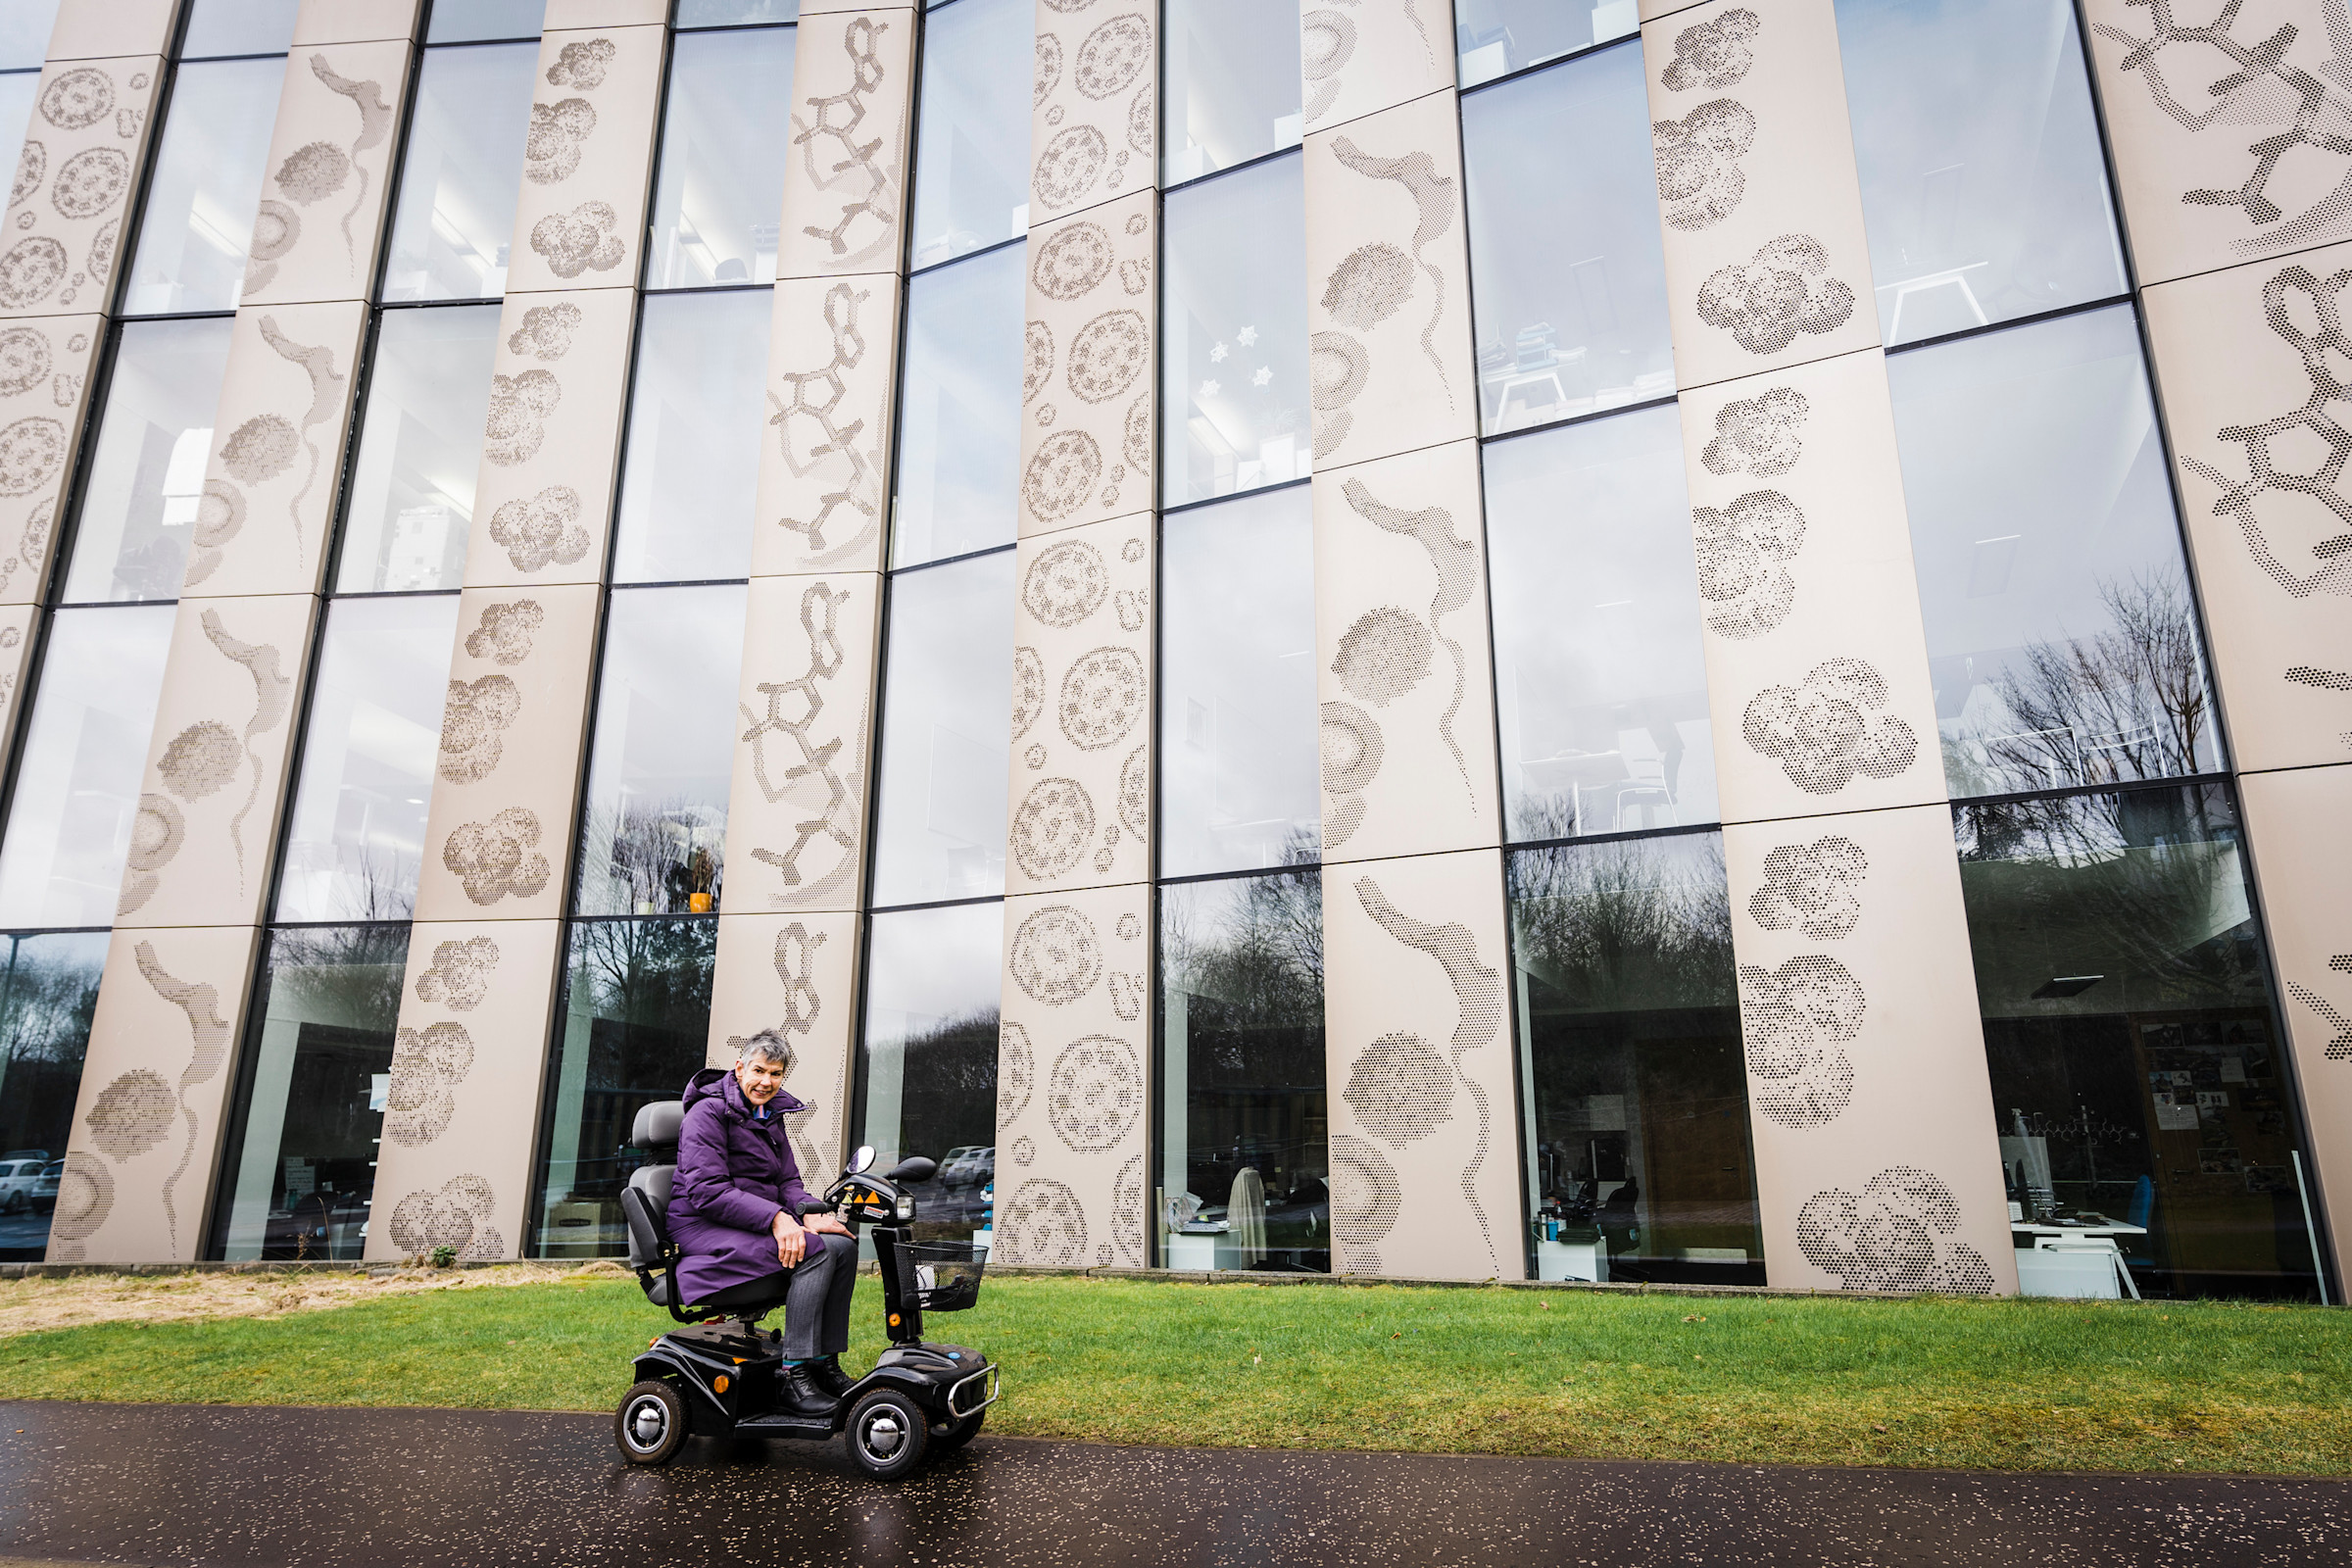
[1158,870,1327,1271]
[0,933,105,1261]
[1507,832,1761,1285]
[1889,306,2226,799]
[856,902,1001,1245]
[1955,782,2326,1299]
[535,917,718,1258]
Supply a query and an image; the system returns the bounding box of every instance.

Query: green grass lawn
[2,1273,2347,1474]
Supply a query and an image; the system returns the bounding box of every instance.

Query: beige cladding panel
[413,584,602,924]
[1321,848,1521,1280]
[1639,0,1710,20]
[1676,349,1944,825]
[364,918,566,1262]
[993,882,1151,1268]
[2143,251,2352,771]
[0,604,33,736]
[717,571,880,915]
[1302,88,1477,471]
[804,0,920,12]
[1313,439,1500,861]
[50,923,264,1263]
[755,276,901,577]
[1300,0,1456,135]
[1018,189,1155,540]
[1005,514,1152,898]
[2238,763,2352,1283]
[1725,804,2015,1296]
[1644,0,1880,391]
[776,9,914,281]
[114,594,317,931]
[544,0,672,25]
[2,56,165,318]
[2082,0,2352,287]
[706,909,862,1188]
[292,1,424,46]
[505,24,664,297]
[184,301,368,600]
[0,314,101,606]
[466,288,636,589]
[1030,0,1157,222]
[45,1,176,62]
[242,40,416,308]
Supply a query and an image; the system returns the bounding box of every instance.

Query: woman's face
[735,1054,787,1105]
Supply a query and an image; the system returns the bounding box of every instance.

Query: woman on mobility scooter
[669,1031,858,1417]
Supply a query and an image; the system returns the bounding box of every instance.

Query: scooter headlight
[894,1193,914,1221]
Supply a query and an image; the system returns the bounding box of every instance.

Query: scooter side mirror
[885,1155,937,1184]
[847,1145,875,1174]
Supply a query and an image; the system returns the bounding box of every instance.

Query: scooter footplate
[735,1412,838,1439]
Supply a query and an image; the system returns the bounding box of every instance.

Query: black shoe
[807,1355,855,1398]
[778,1362,841,1418]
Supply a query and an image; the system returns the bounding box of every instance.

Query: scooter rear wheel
[844,1388,930,1481]
[615,1379,689,1466]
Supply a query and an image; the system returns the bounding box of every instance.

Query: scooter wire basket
[896,1239,988,1312]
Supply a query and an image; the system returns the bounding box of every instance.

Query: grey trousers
[778,1231,858,1359]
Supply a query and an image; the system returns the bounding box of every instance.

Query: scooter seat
[688,1270,795,1313]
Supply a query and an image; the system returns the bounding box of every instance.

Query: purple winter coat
[667,1067,817,1301]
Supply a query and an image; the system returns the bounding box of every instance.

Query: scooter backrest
[631,1099,684,1151]
[621,1164,673,1270]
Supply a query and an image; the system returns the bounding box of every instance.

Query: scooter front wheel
[845,1388,930,1481]
[615,1379,689,1466]
[930,1408,984,1451]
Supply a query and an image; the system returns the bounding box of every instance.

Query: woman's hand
[771,1209,808,1266]
[805,1211,853,1239]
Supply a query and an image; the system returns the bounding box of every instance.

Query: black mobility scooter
[612,1102,1000,1478]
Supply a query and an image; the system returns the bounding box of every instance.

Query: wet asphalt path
[0,1400,2344,1567]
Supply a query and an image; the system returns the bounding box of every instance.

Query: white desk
[1536,1238,1609,1283]
[2012,1222,2146,1299]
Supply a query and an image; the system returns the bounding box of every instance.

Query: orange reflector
[889,1312,901,1326]
[714,1374,730,1394]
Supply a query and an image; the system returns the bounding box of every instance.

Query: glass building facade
[0,0,2339,1308]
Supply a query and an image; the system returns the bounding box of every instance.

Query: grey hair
[738,1030,792,1070]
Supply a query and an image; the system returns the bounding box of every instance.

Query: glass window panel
[380,41,538,302]
[179,0,298,58]
[59,317,236,603]
[0,607,173,926]
[867,551,1012,906]
[907,0,1030,270]
[334,303,501,594]
[1457,0,1635,88]
[425,0,540,43]
[1462,42,1674,436]
[611,289,770,583]
[207,925,409,1261]
[1889,306,2224,799]
[892,244,1024,566]
[644,27,796,290]
[1838,0,2125,347]
[272,595,463,923]
[1163,0,1300,185]
[677,0,801,30]
[1158,485,1318,876]
[1158,871,1327,1271]
[574,584,748,917]
[0,1,61,71]
[121,57,283,316]
[1162,154,1309,507]
[0,931,106,1260]
[854,900,999,1244]
[535,916,716,1257]
[1956,782,2326,1301]
[0,72,41,166]
[1508,833,1761,1285]
[1484,406,1717,843]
